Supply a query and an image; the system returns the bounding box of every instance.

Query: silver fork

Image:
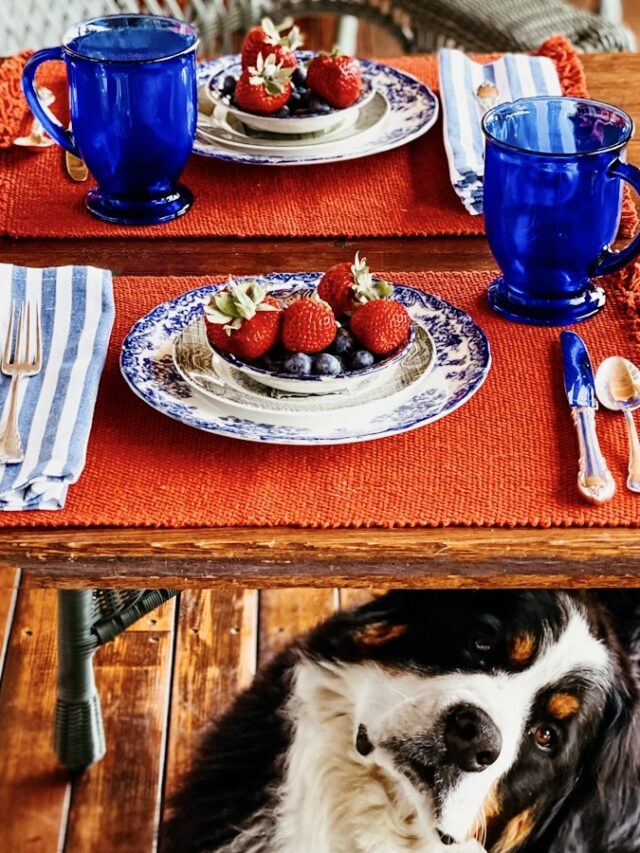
[0,300,42,464]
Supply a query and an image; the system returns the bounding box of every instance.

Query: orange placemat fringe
[0,50,32,148]
[0,268,639,530]
[2,36,631,240]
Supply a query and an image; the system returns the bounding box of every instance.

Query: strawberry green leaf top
[204,279,283,361]
[204,278,280,332]
[317,252,393,316]
[248,52,295,96]
[241,17,303,71]
[235,54,294,113]
[350,253,394,303]
[259,17,303,52]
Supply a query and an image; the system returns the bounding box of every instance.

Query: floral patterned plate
[120,273,491,445]
[193,57,438,166]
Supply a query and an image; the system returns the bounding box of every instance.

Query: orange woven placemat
[6,37,633,239]
[1,266,640,529]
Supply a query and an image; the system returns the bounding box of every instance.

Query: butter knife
[560,331,615,504]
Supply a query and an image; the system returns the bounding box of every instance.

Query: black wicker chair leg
[54,590,105,770]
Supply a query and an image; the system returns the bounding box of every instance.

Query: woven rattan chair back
[0,0,243,55]
[1,0,633,56]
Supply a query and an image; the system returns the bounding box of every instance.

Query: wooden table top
[2,53,640,591]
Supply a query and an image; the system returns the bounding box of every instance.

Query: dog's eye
[532,724,557,751]
[471,634,495,653]
[467,616,502,659]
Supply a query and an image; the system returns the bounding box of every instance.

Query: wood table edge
[1,526,636,589]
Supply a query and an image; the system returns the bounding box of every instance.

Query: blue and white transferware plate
[194,56,438,166]
[120,273,491,445]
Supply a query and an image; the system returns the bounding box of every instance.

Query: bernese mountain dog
[165,590,640,852]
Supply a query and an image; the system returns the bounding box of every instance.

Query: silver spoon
[14,87,56,149]
[475,82,499,113]
[595,356,640,493]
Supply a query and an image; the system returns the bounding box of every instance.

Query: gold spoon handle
[64,149,88,182]
[623,409,640,493]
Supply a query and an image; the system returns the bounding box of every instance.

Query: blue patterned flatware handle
[572,407,616,503]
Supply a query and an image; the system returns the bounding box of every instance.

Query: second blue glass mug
[482,96,640,325]
[21,14,198,225]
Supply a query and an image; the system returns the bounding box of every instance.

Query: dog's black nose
[444,705,502,772]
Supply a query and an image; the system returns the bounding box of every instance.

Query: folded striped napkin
[0,264,114,510]
[438,49,562,215]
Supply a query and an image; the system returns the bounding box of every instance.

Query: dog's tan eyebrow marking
[491,808,534,853]
[547,692,580,719]
[354,622,407,646]
[508,632,536,663]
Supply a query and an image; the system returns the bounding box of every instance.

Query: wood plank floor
[0,587,375,852]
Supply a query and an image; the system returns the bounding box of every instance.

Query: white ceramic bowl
[207,52,375,136]
[213,323,415,396]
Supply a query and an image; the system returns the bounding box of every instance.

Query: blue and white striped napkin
[0,264,114,511]
[438,49,562,215]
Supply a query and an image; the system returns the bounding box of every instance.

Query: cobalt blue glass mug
[21,14,198,225]
[482,96,640,325]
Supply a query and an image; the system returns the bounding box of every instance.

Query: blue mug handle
[21,48,79,157]
[592,160,640,277]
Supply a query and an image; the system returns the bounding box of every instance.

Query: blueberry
[288,90,303,113]
[259,353,277,371]
[330,328,355,356]
[350,350,375,371]
[221,75,236,96]
[275,105,291,118]
[309,96,332,115]
[283,352,312,375]
[296,89,310,110]
[292,66,307,88]
[314,353,343,376]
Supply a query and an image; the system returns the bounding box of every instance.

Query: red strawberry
[307,50,362,109]
[204,279,282,361]
[241,17,302,71]
[317,252,393,316]
[235,53,293,115]
[350,299,411,356]
[282,295,337,354]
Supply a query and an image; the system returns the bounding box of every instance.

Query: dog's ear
[538,682,640,853]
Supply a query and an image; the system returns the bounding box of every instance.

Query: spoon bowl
[13,87,56,149]
[595,356,640,493]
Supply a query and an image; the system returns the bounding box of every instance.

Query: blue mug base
[487,278,606,326]
[85,184,194,225]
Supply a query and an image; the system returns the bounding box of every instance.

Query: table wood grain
[1,53,639,589]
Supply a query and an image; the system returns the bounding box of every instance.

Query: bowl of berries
[208,19,374,135]
[203,258,415,395]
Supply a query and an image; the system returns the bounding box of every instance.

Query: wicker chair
[56,589,177,768]
[0,0,634,55]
